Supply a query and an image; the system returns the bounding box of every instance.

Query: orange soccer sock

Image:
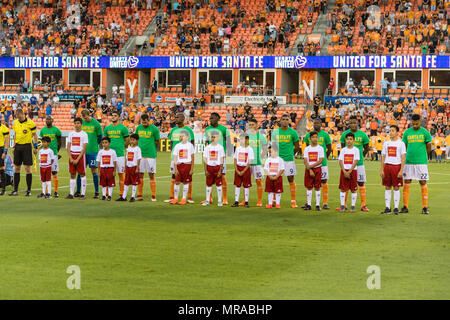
[138,178,144,197]
[421,184,428,208]
[403,183,411,208]
[187,182,192,199]
[119,173,125,196]
[256,179,263,203]
[322,182,329,205]
[345,190,349,205]
[170,178,175,199]
[289,182,296,202]
[150,177,156,198]
[359,186,367,207]
[52,174,59,193]
[222,176,228,202]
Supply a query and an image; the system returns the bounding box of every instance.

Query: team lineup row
[0,109,432,214]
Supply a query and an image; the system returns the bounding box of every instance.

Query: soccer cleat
[244,202,249,208]
[129,197,136,202]
[101,196,106,201]
[301,203,308,209]
[231,202,239,207]
[303,205,312,211]
[37,193,45,198]
[202,201,210,206]
[291,201,298,208]
[422,207,429,215]
[275,204,281,209]
[170,199,178,205]
[400,206,409,213]
[266,204,272,209]
[107,196,112,201]
[79,195,86,200]
[179,199,187,205]
[53,192,59,198]
[136,196,144,201]
[116,197,126,202]
[74,192,81,198]
[336,205,348,211]
[239,200,246,206]
[223,200,228,205]
[217,201,223,207]
[25,190,31,197]
[322,204,329,210]
[393,208,399,215]
[45,194,52,199]
[0,189,5,196]
[93,192,100,199]
[316,205,321,211]
[164,198,174,203]
[350,206,356,213]
[152,196,157,202]
[65,194,74,199]
[381,207,391,214]
[338,205,346,213]
[187,198,194,204]
[361,206,370,212]
[256,201,262,207]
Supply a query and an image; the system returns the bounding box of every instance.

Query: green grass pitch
[1,151,449,299]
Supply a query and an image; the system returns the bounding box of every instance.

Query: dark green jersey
[39,126,62,155]
[104,123,130,157]
[205,124,229,153]
[82,118,103,154]
[304,130,331,166]
[135,124,161,158]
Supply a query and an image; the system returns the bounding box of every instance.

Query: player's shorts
[139,158,156,174]
[357,165,366,183]
[100,167,115,187]
[39,166,52,182]
[69,153,86,175]
[320,165,329,180]
[339,169,358,192]
[125,166,140,186]
[51,155,59,173]
[206,165,223,187]
[175,163,192,183]
[85,153,98,168]
[304,167,322,189]
[284,161,296,177]
[382,164,403,187]
[265,176,283,193]
[13,143,33,166]
[403,164,429,181]
[250,165,264,180]
[0,147,4,167]
[116,156,125,174]
[234,165,252,188]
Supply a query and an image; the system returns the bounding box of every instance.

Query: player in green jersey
[401,114,432,214]
[103,110,130,201]
[39,116,62,197]
[76,109,103,198]
[270,114,300,208]
[165,113,195,203]
[204,112,231,204]
[303,118,332,210]
[134,113,160,201]
[339,116,370,212]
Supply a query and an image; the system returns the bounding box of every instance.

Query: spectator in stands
[379,77,390,96]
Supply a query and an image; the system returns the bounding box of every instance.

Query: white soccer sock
[385,190,392,209]
[351,192,357,207]
[123,185,129,198]
[217,186,223,202]
[81,176,87,196]
[174,184,180,199]
[275,193,281,205]
[102,187,107,197]
[108,187,113,197]
[42,182,46,194]
[235,187,241,202]
[393,189,400,209]
[306,189,313,206]
[70,179,76,195]
[315,190,321,207]
[182,184,189,199]
[244,188,249,202]
[268,192,274,204]
[47,181,52,194]
[132,185,137,198]
[340,191,346,206]
[206,186,212,202]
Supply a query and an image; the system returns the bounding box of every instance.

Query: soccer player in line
[171,130,195,205]
[165,113,195,203]
[401,114,432,214]
[37,137,55,199]
[10,108,39,196]
[338,133,360,213]
[303,132,324,211]
[121,134,142,202]
[270,114,300,208]
[204,112,231,205]
[135,113,160,201]
[39,116,62,197]
[97,137,118,201]
[380,125,406,215]
[67,118,88,200]
[264,145,285,209]
[247,119,267,207]
[103,111,130,200]
[202,131,225,207]
[75,109,103,198]
[231,134,254,208]
[303,119,332,209]
[339,116,370,212]
[0,118,10,195]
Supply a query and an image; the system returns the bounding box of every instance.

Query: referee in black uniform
[10,108,39,196]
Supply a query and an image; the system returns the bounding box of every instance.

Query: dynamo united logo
[110,56,139,68]
[294,56,307,69]
[127,56,139,68]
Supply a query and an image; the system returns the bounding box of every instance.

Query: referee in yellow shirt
[0,118,10,195]
[10,109,39,196]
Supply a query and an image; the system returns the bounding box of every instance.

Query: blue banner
[324,96,391,105]
[0,55,448,69]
